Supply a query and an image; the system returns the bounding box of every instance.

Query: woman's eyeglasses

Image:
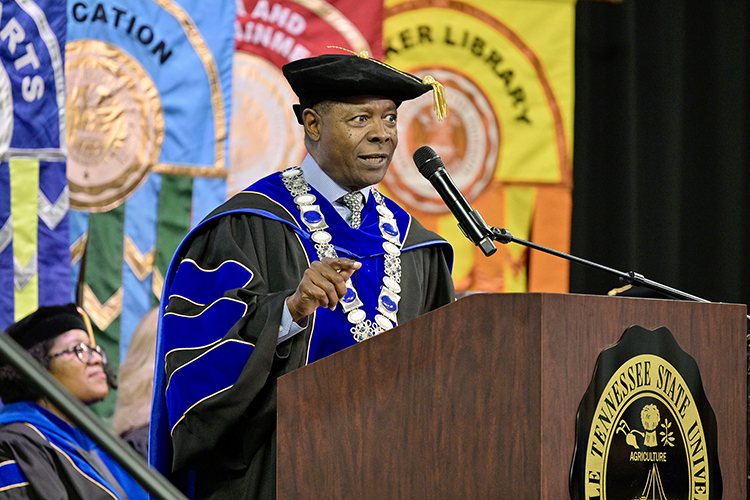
[47,343,107,365]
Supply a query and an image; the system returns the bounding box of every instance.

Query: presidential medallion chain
[281,167,403,342]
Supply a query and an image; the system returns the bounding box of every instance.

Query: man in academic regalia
[149,52,456,499]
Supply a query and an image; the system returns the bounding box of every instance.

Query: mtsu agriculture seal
[570,326,721,500]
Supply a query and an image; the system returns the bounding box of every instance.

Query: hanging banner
[382,0,575,293]
[0,0,69,329]
[229,0,383,194]
[66,0,234,417]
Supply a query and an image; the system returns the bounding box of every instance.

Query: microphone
[412,146,497,257]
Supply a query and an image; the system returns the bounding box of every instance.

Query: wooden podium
[277,293,746,499]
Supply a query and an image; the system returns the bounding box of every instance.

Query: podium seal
[570,326,721,500]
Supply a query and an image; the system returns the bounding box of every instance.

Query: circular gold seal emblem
[584,355,705,499]
[571,326,721,500]
[65,39,164,212]
[386,68,499,213]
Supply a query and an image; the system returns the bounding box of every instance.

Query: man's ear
[302,108,322,142]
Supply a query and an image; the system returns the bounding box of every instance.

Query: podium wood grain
[277,293,746,499]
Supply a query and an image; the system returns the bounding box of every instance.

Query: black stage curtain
[570,1,749,309]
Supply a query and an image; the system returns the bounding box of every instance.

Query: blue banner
[66,0,233,379]
[0,0,68,329]
[1,0,66,154]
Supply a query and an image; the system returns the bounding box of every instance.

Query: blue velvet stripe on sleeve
[163,257,257,434]
[169,259,253,306]
[162,298,253,434]
[162,298,248,352]
[0,460,27,490]
[165,339,255,434]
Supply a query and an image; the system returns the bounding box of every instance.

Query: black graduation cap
[282,51,447,124]
[4,303,91,349]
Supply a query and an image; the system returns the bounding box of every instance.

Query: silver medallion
[347,309,366,324]
[311,230,332,244]
[375,314,393,331]
[294,193,316,205]
[282,168,302,178]
[383,276,401,293]
[376,204,394,218]
[383,241,401,256]
[299,205,328,231]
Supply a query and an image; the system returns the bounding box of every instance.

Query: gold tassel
[422,75,447,122]
[77,305,96,345]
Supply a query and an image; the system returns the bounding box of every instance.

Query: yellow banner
[382,0,575,293]
[10,159,40,320]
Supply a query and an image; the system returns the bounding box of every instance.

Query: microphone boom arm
[489,226,711,303]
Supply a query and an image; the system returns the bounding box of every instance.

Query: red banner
[230,0,384,194]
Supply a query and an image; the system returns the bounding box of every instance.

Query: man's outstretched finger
[321,257,361,272]
[287,258,362,321]
[317,258,361,295]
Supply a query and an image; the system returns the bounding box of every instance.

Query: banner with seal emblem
[382,0,575,294]
[0,0,69,329]
[229,0,384,195]
[66,0,234,417]
[570,325,722,500]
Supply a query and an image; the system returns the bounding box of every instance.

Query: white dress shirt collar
[299,154,371,204]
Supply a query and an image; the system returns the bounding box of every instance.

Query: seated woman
[0,303,147,499]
